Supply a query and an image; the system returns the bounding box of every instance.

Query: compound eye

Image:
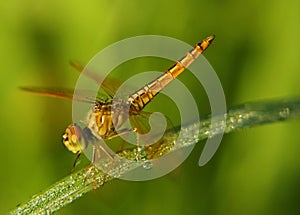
[62,124,84,154]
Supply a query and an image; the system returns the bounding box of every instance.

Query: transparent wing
[70,60,123,98]
[22,61,141,104]
[129,111,177,159]
[20,86,109,104]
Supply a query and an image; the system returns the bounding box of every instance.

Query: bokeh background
[1,0,300,214]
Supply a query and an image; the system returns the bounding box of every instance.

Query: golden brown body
[63,35,215,155]
[22,35,215,157]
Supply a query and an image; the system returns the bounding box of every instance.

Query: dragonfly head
[62,124,85,154]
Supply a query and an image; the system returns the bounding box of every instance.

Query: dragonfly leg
[134,128,141,161]
[70,152,81,173]
[106,128,137,140]
[107,128,144,161]
[107,128,138,157]
[84,145,114,187]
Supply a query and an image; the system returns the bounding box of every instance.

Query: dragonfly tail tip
[207,35,215,42]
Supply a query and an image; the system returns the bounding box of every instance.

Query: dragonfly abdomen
[128,35,215,112]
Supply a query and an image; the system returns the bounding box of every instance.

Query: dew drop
[279,107,290,119]
[142,161,153,170]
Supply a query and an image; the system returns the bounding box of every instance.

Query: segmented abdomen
[128,35,215,112]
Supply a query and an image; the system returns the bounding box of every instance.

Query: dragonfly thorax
[62,99,138,155]
[86,99,131,139]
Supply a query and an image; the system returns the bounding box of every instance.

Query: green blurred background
[1,0,300,214]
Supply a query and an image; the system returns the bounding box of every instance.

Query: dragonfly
[21,35,215,168]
